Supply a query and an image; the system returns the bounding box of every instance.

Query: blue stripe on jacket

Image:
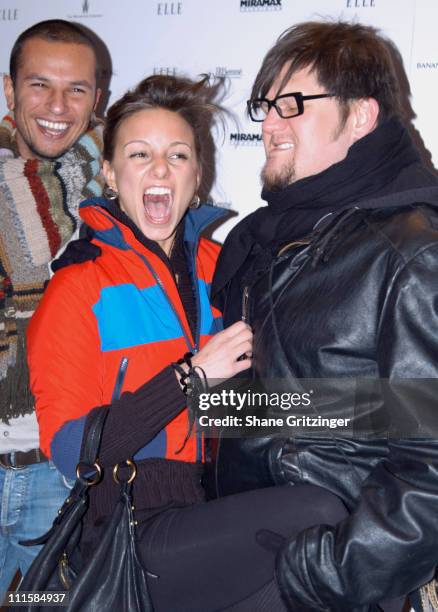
[51,417,167,480]
[93,279,221,351]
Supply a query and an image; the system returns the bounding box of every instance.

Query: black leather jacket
[209,193,438,611]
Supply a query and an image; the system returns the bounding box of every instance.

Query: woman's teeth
[144,187,171,196]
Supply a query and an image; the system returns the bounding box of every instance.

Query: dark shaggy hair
[251,21,403,124]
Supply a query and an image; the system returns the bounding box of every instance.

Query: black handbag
[18,403,154,612]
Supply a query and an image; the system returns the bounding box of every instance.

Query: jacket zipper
[188,242,201,353]
[112,356,129,402]
[242,286,250,323]
[277,239,311,257]
[188,243,203,461]
[187,251,204,461]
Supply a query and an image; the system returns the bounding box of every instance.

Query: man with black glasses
[210,21,438,612]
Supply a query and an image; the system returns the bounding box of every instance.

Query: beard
[21,135,72,161]
[261,157,295,192]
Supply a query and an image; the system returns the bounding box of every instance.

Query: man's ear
[3,75,15,111]
[102,160,117,191]
[350,98,379,142]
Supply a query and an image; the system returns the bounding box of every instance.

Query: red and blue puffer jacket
[27,197,225,472]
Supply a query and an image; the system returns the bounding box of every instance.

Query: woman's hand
[191,321,252,381]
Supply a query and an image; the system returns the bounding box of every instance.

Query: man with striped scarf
[0,20,103,598]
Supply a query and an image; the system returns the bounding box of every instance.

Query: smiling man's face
[3,37,100,160]
[261,66,356,190]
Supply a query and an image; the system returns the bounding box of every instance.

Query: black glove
[51,236,101,273]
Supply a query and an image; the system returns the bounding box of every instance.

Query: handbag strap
[80,356,129,466]
[80,406,109,467]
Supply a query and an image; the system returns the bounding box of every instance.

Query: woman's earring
[104,185,118,200]
[190,194,200,209]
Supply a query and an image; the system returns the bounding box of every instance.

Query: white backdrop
[1,0,437,242]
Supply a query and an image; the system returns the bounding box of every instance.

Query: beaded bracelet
[172,352,208,395]
[172,352,194,395]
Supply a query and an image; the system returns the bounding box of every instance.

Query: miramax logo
[240,0,282,11]
[230,133,263,146]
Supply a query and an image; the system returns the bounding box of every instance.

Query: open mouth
[143,187,172,224]
[36,118,70,138]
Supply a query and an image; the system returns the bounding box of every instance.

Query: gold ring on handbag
[75,461,102,485]
[113,459,137,484]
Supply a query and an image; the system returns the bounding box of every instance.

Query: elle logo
[157,2,182,15]
[0,8,18,20]
[346,0,375,6]
[153,67,177,76]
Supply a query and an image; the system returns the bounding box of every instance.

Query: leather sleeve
[276,245,438,610]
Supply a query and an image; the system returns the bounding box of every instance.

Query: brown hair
[10,19,98,84]
[251,21,403,124]
[104,74,223,187]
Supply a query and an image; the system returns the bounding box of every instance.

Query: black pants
[138,483,347,612]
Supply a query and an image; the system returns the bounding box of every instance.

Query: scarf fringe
[0,319,33,422]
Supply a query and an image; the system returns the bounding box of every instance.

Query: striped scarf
[0,112,103,422]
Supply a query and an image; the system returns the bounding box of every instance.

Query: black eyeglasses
[247,92,335,122]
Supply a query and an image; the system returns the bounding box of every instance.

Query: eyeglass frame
[247,92,336,122]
